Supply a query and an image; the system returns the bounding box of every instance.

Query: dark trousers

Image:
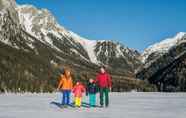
[62,90,71,105]
[99,88,109,107]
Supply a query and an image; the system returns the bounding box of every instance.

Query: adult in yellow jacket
[57,69,73,105]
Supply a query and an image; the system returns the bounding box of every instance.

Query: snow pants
[75,97,82,107]
[89,94,96,107]
[62,90,71,105]
[99,88,109,107]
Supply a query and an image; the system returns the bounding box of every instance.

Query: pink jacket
[95,72,112,88]
[72,84,86,97]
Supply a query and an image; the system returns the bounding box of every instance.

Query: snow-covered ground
[0,92,186,118]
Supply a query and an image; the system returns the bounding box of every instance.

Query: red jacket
[96,72,112,88]
[72,84,86,97]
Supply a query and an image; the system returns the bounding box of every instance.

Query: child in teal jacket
[86,79,98,107]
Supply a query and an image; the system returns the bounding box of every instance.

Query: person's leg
[89,94,94,107]
[78,97,82,107]
[66,90,71,105]
[99,88,104,106]
[75,97,78,106]
[89,94,92,106]
[75,97,80,107]
[75,97,81,107]
[62,90,66,105]
[104,88,109,107]
[91,94,96,107]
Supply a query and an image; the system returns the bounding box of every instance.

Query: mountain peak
[0,0,16,10]
[16,4,66,37]
[16,4,53,17]
[0,0,19,23]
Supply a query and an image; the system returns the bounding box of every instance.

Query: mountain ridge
[142,32,186,63]
[15,3,141,66]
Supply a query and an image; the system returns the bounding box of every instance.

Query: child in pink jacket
[72,82,86,107]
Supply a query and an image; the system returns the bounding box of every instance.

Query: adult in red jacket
[95,66,112,107]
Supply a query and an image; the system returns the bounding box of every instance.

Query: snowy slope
[68,31,100,64]
[142,32,186,63]
[68,31,140,65]
[0,93,186,118]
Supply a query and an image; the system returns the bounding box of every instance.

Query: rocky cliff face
[95,41,141,74]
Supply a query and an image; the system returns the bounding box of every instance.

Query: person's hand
[56,88,60,92]
[109,87,112,92]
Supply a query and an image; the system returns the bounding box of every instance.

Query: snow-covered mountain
[142,32,186,63]
[15,4,141,67]
[0,0,143,92]
[68,31,141,70]
[137,32,186,91]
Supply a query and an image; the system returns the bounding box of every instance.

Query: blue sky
[16,0,186,52]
